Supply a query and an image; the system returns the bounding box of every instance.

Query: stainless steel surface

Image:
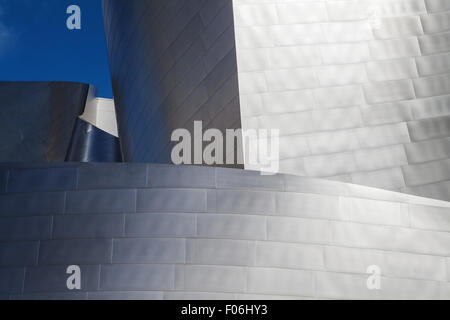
[0,163,449,300]
[102,0,242,165]
[0,82,89,162]
[102,0,450,200]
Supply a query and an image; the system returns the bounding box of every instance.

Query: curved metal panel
[102,0,242,165]
[65,119,122,163]
[0,82,89,162]
[0,163,449,299]
[231,0,450,200]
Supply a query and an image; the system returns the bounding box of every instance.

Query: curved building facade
[103,0,450,201]
[65,119,122,163]
[102,0,242,165]
[0,82,89,162]
[233,0,450,201]
[0,163,449,300]
[0,82,122,163]
[0,1,449,301]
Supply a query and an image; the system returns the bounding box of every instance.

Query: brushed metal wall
[0,82,89,162]
[233,0,450,200]
[102,0,450,201]
[0,163,449,300]
[102,0,242,165]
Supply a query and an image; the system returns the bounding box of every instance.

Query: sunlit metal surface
[0,163,449,300]
[103,0,450,200]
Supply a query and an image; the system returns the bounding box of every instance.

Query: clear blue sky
[0,0,112,98]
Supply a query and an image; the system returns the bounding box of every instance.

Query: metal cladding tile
[365,58,418,82]
[7,167,77,193]
[404,138,450,163]
[215,189,276,215]
[344,196,409,227]
[183,265,246,293]
[256,242,324,271]
[267,217,332,245]
[137,189,207,213]
[369,37,421,60]
[276,192,342,220]
[197,214,267,240]
[425,0,450,13]
[0,169,7,193]
[164,291,234,300]
[331,221,397,251]
[199,0,230,26]
[324,246,386,275]
[416,52,450,77]
[421,11,450,34]
[316,64,368,87]
[0,242,39,267]
[351,167,406,191]
[403,180,450,202]
[419,32,450,55]
[52,214,125,239]
[282,175,349,197]
[247,267,315,297]
[373,16,423,40]
[354,145,408,172]
[233,3,278,27]
[407,116,450,142]
[66,189,136,214]
[0,216,52,241]
[0,192,65,217]
[361,102,413,126]
[125,213,196,238]
[394,227,450,256]
[186,239,256,267]
[11,292,87,300]
[275,2,328,24]
[216,167,284,191]
[402,159,450,187]
[99,264,175,291]
[315,272,372,300]
[326,0,372,21]
[112,238,185,264]
[38,239,113,265]
[87,291,164,300]
[442,282,450,299]
[24,265,100,293]
[409,204,450,232]
[0,268,25,294]
[147,165,215,189]
[413,73,450,98]
[363,79,415,104]
[77,164,147,190]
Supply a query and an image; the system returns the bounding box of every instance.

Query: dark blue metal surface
[66,119,122,163]
[0,82,89,162]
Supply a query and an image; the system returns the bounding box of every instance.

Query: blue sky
[0,0,112,98]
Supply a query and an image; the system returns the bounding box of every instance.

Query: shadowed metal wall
[65,119,122,163]
[0,163,449,300]
[0,82,89,162]
[102,0,242,165]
